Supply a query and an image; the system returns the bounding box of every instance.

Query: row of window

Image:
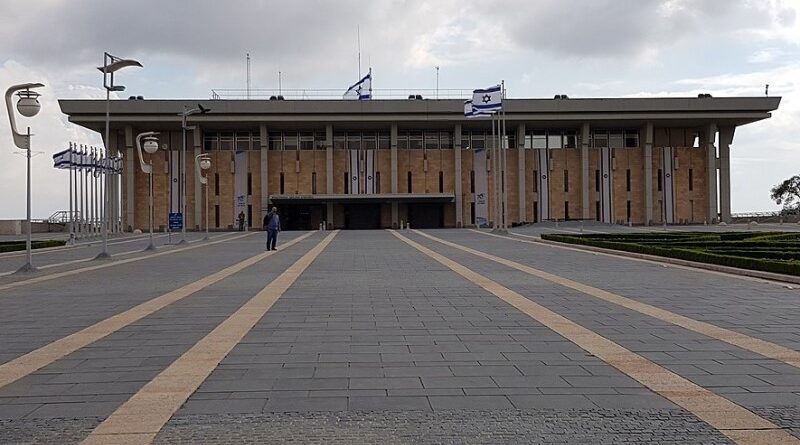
[202,129,644,151]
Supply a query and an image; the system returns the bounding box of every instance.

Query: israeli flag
[464,99,490,119]
[52,149,74,169]
[344,72,371,100]
[472,84,502,113]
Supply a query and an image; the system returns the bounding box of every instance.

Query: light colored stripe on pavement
[429,230,800,370]
[0,231,316,390]
[0,233,229,277]
[393,230,798,445]
[0,233,252,293]
[81,230,337,445]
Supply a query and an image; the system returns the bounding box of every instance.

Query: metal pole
[180,115,187,244]
[501,99,508,231]
[146,160,155,250]
[204,182,209,240]
[68,143,74,243]
[78,147,83,239]
[95,85,111,259]
[491,112,497,231]
[18,127,35,272]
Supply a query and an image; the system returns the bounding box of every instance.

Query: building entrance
[408,204,444,229]
[343,204,381,229]
[279,204,325,230]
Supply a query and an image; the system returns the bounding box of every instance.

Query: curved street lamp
[95,52,142,260]
[136,131,159,251]
[5,82,44,273]
[195,153,212,240]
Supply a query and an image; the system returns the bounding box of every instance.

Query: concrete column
[454,124,463,227]
[517,124,526,223]
[124,126,135,231]
[705,123,718,223]
[260,125,269,221]
[325,125,333,225]
[581,122,590,219]
[643,122,654,225]
[718,125,734,223]
[193,127,202,230]
[391,124,398,228]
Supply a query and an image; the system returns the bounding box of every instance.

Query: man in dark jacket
[263,207,281,251]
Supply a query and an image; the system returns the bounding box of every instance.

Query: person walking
[237,211,246,231]
[263,206,281,251]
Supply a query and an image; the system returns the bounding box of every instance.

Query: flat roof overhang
[268,193,455,204]
[59,97,781,134]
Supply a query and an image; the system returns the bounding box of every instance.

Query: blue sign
[169,212,183,230]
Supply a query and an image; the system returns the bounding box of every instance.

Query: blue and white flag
[464,99,490,119]
[344,72,371,100]
[53,149,74,169]
[472,84,502,113]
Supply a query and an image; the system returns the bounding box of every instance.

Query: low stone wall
[0,220,66,235]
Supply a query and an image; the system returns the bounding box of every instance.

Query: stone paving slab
[152,409,734,444]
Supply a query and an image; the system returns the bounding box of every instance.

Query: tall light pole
[195,153,212,240]
[95,52,142,260]
[135,131,159,250]
[178,104,210,244]
[5,83,44,273]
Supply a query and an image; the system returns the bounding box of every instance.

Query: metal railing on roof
[210,88,474,100]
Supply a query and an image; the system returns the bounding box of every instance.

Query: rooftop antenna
[435,66,440,99]
[278,71,282,96]
[246,53,251,100]
[765,84,769,97]
[357,24,362,76]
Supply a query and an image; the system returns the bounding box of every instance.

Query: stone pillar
[581,122,590,219]
[517,123,526,223]
[705,123,718,223]
[718,125,734,223]
[391,124,399,228]
[643,122,654,226]
[454,124,463,227]
[325,125,334,225]
[124,125,135,231]
[193,127,202,230]
[260,125,269,222]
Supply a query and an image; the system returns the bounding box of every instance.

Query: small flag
[52,149,73,169]
[464,99,490,119]
[344,72,371,100]
[472,84,502,113]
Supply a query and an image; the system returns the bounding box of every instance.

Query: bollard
[628,221,632,227]
[319,223,323,231]
[407,222,411,231]
[400,220,404,230]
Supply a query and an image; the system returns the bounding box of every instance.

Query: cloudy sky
[1,0,799,218]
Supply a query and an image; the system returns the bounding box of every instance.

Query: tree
[770,175,800,214]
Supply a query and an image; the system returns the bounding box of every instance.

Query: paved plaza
[0,224,799,444]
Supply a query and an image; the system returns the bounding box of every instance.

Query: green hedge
[0,240,66,253]
[541,234,800,276]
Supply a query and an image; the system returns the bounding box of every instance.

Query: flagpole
[80,146,86,238]
[501,80,508,232]
[491,112,497,231]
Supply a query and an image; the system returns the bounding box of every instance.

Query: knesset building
[59,95,780,230]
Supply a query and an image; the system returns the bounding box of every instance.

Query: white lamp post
[135,131,159,250]
[5,82,44,273]
[95,52,142,260]
[177,104,210,244]
[195,153,212,240]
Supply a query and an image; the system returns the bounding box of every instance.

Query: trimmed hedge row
[541,234,800,276]
[0,240,66,253]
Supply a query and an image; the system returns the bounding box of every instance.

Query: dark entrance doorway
[344,204,381,229]
[278,204,325,230]
[408,204,444,228]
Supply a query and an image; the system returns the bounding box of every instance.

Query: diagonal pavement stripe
[393,230,798,445]
[425,230,800,370]
[81,230,338,445]
[0,232,253,293]
[0,231,316,390]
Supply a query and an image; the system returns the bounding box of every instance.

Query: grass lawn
[0,240,67,253]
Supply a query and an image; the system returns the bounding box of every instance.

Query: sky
[1,0,799,219]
